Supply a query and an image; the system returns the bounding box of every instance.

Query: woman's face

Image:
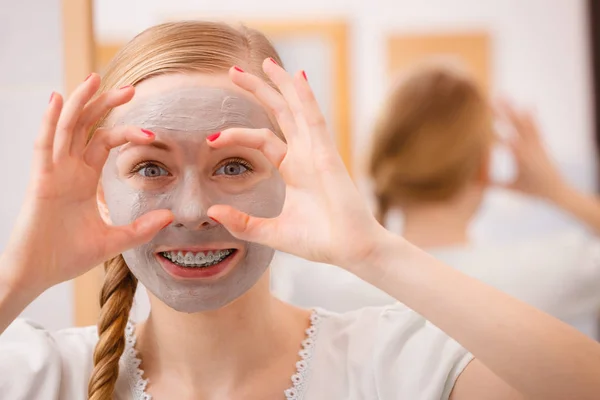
[101,73,285,313]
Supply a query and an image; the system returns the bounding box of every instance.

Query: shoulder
[305,305,473,400]
[1,318,98,365]
[313,305,470,363]
[0,318,98,399]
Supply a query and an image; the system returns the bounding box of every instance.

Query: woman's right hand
[495,100,569,200]
[496,100,600,235]
[0,74,173,297]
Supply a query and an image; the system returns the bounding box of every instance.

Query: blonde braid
[88,255,138,400]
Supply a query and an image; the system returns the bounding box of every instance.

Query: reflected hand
[207,61,388,271]
[1,74,173,295]
[496,100,567,200]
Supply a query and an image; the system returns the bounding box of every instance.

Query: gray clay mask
[101,87,285,313]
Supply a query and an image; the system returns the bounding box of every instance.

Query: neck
[401,190,481,248]
[136,273,308,395]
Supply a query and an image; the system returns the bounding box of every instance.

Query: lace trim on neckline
[283,310,322,400]
[124,321,152,400]
[123,309,322,400]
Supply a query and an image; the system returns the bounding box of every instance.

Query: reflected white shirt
[271,229,600,339]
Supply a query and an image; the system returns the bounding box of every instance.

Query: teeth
[161,249,234,268]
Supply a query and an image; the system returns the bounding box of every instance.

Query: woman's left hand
[206,60,389,270]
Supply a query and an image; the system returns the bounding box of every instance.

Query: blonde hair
[368,63,493,224]
[87,21,283,400]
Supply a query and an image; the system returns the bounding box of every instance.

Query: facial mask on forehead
[114,87,275,134]
[102,86,285,313]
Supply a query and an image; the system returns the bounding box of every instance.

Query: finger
[71,85,135,154]
[83,126,156,171]
[54,73,101,161]
[104,210,174,257]
[207,128,287,168]
[495,130,516,147]
[493,99,515,126]
[501,136,526,161]
[229,66,298,140]
[292,70,335,149]
[497,101,530,139]
[33,92,64,172]
[261,59,311,135]
[518,109,541,141]
[207,204,274,246]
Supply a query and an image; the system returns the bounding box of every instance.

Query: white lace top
[0,305,472,399]
[120,311,322,400]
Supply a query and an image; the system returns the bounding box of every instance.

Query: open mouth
[159,249,236,268]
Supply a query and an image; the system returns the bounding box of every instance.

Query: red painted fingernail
[49,92,55,103]
[141,129,155,138]
[210,217,220,224]
[119,85,133,90]
[233,66,244,73]
[85,73,93,81]
[301,70,308,81]
[269,57,278,65]
[207,132,221,142]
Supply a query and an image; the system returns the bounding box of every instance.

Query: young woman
[0,21,599,400]
[272,64,600,339]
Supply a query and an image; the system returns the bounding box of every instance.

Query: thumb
[105,209,174,256]
[208,204,273,245]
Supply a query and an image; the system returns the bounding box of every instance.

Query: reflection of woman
[370,65,600,338]
[273,64,600,338]
[0,22,598,400]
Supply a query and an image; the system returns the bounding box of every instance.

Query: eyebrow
[118,141,171,154]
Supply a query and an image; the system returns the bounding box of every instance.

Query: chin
[156,273,265,313]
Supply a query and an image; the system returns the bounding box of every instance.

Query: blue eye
[136,163,169,178]
[215,161,249,176]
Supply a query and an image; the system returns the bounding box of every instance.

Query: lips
[155,247,240,280]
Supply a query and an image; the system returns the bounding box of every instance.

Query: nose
[170,173,218,231]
